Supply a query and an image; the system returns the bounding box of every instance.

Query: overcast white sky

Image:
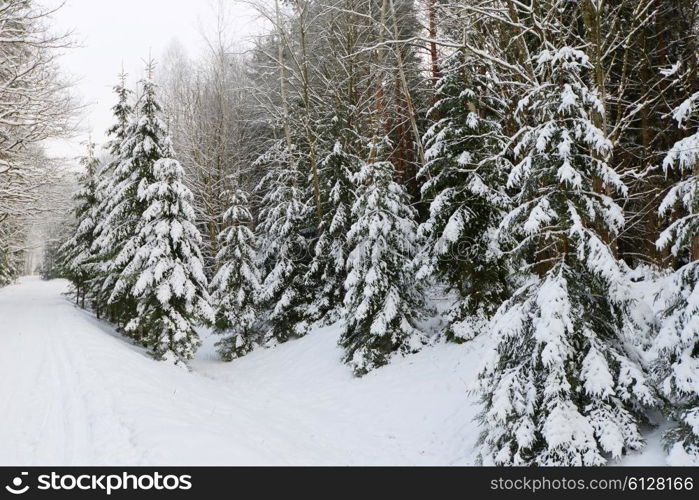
[43,0,260,161]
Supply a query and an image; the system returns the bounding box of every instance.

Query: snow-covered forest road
[0,277,487,465]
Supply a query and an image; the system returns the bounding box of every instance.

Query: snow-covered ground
[0,277,667,465]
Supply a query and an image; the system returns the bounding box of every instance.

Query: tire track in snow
[0,278,142,465]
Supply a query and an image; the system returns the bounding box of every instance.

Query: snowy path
[0,277,481,465]
[0,277,666,465]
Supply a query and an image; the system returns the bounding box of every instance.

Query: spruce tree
[654,89,699,464]
[121,157,213,363]
[97,68,170,332]
[61,141,101,307]
[256,142,313,344]
[90,72,134,320]
[306,140,358,323]
[0,244,14,286]
[341,138,424,375]
[417,52,511,341]
[478,47,655,465]
[40,239,66,280]
[40,220,73,281]
[210,185,261,360]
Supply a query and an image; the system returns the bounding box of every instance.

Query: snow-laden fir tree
[210,184,262,360]
[118,157,213,364]
[60,141,101,307]
[0,241,18,287]
[40,220,74,281]
[256,142,313,344]
[0,218,25,286]
[341,137,424,375]
[478,47,655,466]
[654,88,699,464]
[89,73,133,320]
[95,68,171,331]
[417,52,511,341]
[0,249,11,286]
[305,139,358,323]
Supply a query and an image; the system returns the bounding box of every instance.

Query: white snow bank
[0,277,669,465]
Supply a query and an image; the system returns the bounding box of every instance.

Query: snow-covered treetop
[105,72,133,157]
[497,44,630,297]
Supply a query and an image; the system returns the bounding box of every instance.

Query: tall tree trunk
[427,0,440,88]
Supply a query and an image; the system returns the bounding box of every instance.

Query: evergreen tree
[38,217,73,282]
[255,142,313,344]
[41,234,68,281]
[477,47,655,465]
[0,241,18,286]
[121,158,213,363]
[341,138,424,375]
[61,141,101,307]
[210,184,262,360]
[90,72,134,319]
[654,89,699,464]
[417,52,511,341]
[95,68,170,332]
[306,140,358,323]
